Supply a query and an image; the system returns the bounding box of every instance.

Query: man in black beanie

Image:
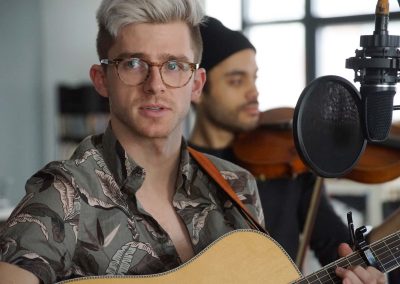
[189,16,382,273]
[191,16,260,145]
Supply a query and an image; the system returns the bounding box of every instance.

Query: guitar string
[297,232,400,283]
[370,233,400,272]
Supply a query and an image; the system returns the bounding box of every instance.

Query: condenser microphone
[346,0,400,142]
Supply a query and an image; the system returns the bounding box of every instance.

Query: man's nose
[246,81,259,100]
[143,66,166,94]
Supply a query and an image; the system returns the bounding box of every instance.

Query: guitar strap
[188,147,267,234]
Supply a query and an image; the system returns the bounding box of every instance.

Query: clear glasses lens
[160,61,192,87]
[117,58,194,87]
[119,58,148,85]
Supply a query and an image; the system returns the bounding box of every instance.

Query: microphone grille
[363,90,394,141]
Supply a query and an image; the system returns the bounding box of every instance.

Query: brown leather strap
[188,147,266,233]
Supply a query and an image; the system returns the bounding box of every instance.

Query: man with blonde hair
[0,1,385,284]
[0,1,265,283]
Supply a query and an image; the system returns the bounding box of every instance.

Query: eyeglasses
[100,57,199,88]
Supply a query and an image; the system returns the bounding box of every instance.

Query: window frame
[241,0,400,86]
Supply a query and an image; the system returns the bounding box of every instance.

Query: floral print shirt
[0,126,264,284]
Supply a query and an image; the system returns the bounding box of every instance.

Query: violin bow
[295,176,324,269]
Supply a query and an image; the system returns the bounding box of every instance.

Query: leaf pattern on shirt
[0,237,17,256]
[135,217,166,241]
[75,149,111,175]
[96,169,129,211]
[103,224,120,248]
[192,193,217,245]
[127,218,139,241]
[221,171,248,201]
[80,219,120,253]
[77,184,117,209]
[124,152,134,177]
[53,174,79,222]
[225,171,247,191]
[0,130,264,279]
[8,213,49,240]
[220,170,239,180]
[19,203,66,243]
[7,192,34,221]
[223,199,234,209]
[21,252,50,264]
[72,243,99,274]
[127,253,171,275]
[105,241,159,275]
[173,199,200,210]
[29,170,57,193]
[68,265,86,278]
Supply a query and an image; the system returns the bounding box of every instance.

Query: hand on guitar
[335,243,386,284]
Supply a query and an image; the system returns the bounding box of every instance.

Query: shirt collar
[102,125,145,195]
[101,124,193,196]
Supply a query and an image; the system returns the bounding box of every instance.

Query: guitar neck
[296,231,400,284]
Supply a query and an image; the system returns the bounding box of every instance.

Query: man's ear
[90,64,109,98]
[191,68,206,103]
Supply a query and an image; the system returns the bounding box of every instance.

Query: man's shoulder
[26,135,105,187]
[200,152,252,176]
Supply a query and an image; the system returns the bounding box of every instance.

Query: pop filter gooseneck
[293,76,367,177]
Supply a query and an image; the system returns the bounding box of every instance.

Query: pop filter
[293,75,367,177]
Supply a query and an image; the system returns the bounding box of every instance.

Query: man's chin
[233,121,259,133]
[243,117,259,130]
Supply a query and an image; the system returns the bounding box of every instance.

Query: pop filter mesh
[294,76,366,177]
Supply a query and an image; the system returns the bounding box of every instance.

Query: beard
[204,102,259,133]
[109,96,187,140]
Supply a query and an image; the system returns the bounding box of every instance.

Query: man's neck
[110,118,182,197]
[190,119,234,149]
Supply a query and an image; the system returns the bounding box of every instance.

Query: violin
[345,125,400,184]
[232,107,400,184]
[232,107,308,180]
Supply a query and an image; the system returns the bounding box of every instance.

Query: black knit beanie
[200,16,256,72]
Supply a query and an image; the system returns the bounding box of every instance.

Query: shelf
[57,84,110,159]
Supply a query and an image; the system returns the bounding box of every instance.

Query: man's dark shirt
[188,143,350,266]
[0,127,264,283]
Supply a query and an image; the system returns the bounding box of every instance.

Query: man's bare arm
[0,262,40,284]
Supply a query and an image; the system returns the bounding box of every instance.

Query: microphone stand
[346,0,400,142]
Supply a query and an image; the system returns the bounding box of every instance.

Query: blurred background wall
[0,0,101,206]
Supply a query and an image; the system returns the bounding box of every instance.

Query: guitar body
[58,230,302,284]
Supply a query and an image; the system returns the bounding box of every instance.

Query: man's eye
[127,59,141,69]
[166,61,180,71]
[229,78,244,87]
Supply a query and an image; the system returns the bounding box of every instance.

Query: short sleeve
[0,163,80,283]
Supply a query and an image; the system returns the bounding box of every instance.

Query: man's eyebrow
[114,52,191,62]
[224,70,247,77]
[114,52,144,59]
[161,54,191,62]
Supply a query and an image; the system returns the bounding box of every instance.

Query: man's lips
[139,104,170,117]
[140,103,169,110]
[242,102,260,116]
[143,106,164,111]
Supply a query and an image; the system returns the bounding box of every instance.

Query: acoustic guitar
[57,229,400,284]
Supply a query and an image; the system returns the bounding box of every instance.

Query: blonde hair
[96,0,205,62]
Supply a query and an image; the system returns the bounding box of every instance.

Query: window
[245,0,305,22]
[204,0,241,30]
[312,0,400,18]
[205,0,400,120]
[247,23,305,110]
